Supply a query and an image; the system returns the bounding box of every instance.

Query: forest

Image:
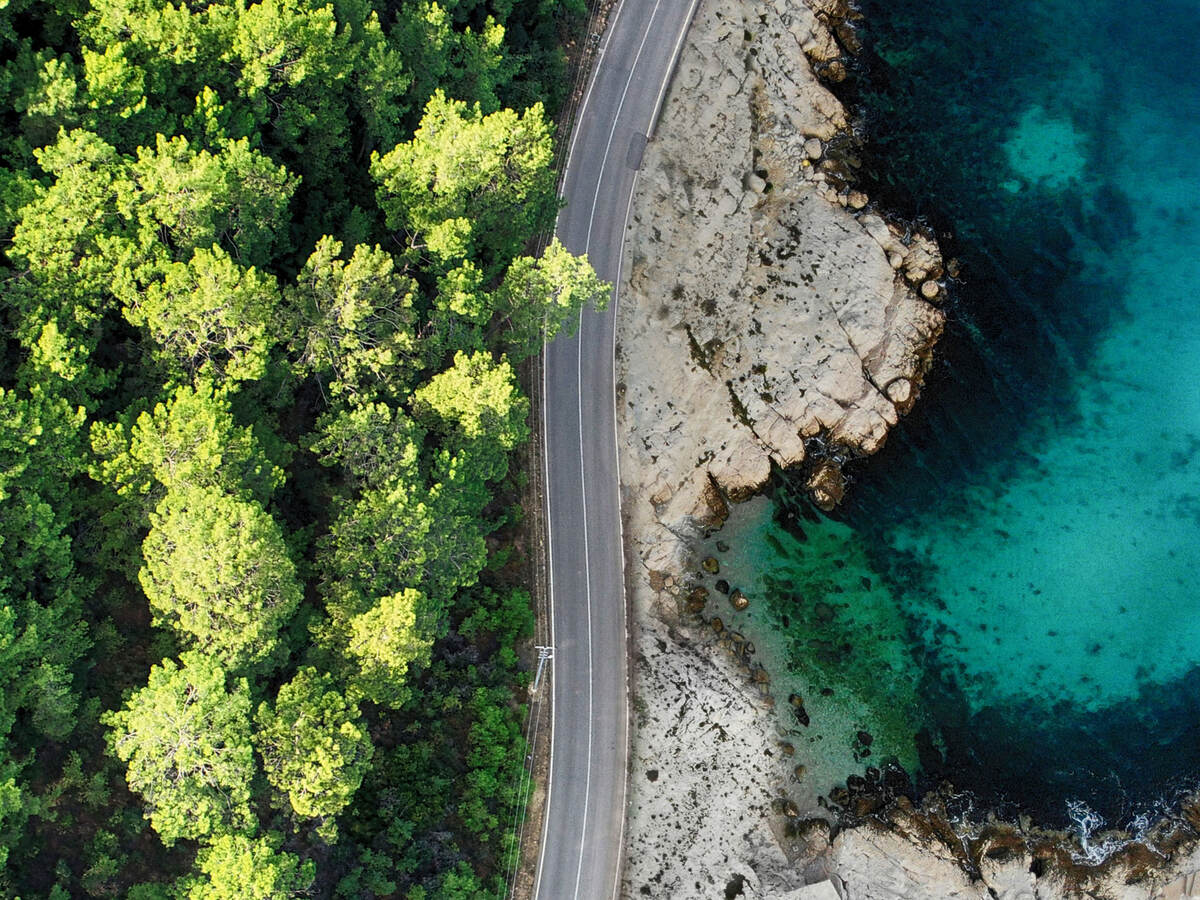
[0,0,607,892]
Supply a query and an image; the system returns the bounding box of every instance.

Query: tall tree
[254,666,372,830]
[413,349,529,484]
[129,135,296,269]
[103,652,256,846]
[342,588,432,708]
[491,238,610,362]
[307,401,422,489]
[6,129,138,353]
[121,246,282,383]
[140,485,301,671]
[287,237,419,399]
[371,90,557,272]
[90,379,283,506]
[181,833,314,900]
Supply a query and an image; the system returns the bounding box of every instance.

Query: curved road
[534,1,701,897]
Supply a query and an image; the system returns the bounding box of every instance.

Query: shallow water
[709,0,1200,828]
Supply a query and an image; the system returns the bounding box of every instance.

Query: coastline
[612,0,1200,896]
[614,0,943,891]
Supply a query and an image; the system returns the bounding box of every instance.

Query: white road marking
[573,4,664,898]
[533,329,559,897]
[536,0,704,896]
[534,0,633,889]
[571,307,597,900]
[607,165,640,900]
[583,0,665,255]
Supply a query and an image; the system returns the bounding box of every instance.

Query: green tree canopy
[122,245,282,383]
[371,90,557,271]
[287,236,419,399]
[140,485,301,670]
[182,833,314,899]
[491,237,610,361]
[90,379,283,505]
[0,386,89,742]
[129,134,296,269]
[344,589,432,709]
[413,349,529,485]
[103,652,255,846]
[254,666,372,826]
[307,400,422,489]
[6,129,137,350]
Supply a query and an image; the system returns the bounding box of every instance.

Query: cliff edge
[614,0,1200,897]
[615,0,944,893]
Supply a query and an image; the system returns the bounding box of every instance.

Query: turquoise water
[720,0,1200,827]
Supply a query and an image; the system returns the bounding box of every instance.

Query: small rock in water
[710,616,724,634]
[702,556,720,574]
[806,460,845,511]
[823,59,847,82]
[716,540,730,553]
[794,764,807,780]
[729,589,750,611]
[856,730,873,746]
[715,579,730,594]
[848,190,869,210]
[849,793,883,818]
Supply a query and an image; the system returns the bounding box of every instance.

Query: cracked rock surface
[612,0,1200,897]
[616,0,944,895]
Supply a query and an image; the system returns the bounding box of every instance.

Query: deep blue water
[712,0,1200,830]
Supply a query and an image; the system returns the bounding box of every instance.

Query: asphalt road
[534,1,701,897]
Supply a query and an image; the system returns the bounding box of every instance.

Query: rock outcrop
[616,0,944,894]
[618,0,944,566]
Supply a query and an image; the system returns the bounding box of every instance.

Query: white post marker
[531,645,555,693]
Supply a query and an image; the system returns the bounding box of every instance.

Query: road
[534,0,701,897]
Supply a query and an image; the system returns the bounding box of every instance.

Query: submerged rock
[806,461,846,511]
[729,589,750,611]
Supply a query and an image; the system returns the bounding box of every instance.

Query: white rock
[615,0,944,893]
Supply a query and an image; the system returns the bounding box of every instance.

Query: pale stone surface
[786,881,843,900]
[615,0,942,893]
[831,829,986,899]
[612,0,1200,895]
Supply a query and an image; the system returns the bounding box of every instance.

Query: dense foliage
[0,0,606,892]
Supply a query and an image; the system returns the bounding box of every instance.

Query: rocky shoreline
[613,0,1200,896]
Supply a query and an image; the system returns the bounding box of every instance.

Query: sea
[701,0,1200,833]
